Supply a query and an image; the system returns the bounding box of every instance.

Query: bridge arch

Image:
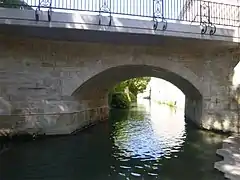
[70,57,204,125]
[72,64,202,100]
[0,35,237,134]
[69,53,204,98]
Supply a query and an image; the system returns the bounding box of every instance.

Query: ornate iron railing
[1,0,240,34]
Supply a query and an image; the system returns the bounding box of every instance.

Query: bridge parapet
[1,0,239,26]
[0,0,240,43]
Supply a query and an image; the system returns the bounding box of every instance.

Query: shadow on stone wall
[0,98,109,140]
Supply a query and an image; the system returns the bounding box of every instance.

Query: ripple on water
[152,166,158,170]
[110,105,187,178]
[171,149,180,153]
[0,102,227,180]
[131,172,141,177]
[118,172,126,177]
[148,172,158,176]
[119,158,130,162]
[120,165,131,169]
[135,165,144,169]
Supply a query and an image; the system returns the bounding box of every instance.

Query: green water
[0,100,226,180]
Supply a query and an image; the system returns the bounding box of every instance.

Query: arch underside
[73,65,202,101]
[73,65,203,124]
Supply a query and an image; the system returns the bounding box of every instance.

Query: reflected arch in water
[72,64,203,126]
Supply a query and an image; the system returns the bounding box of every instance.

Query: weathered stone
[0,34,239,135]
[215,136,240,180]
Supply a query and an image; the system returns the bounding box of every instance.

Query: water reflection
[111,100,186,161]
[0,99,226,180]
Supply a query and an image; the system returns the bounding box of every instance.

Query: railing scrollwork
[35,0,53,22]
[153,0,167,31]
[98,0,112,26]
[200,1,216,35]
[2,0,236,33]
[19,6,25,10]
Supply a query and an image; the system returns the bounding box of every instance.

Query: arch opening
[72,65,203,125]
[137,77,186,109]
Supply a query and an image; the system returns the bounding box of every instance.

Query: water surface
[0,100,226,180]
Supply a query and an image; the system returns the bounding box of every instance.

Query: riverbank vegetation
[109,77,151,109]
[157,100,177,108]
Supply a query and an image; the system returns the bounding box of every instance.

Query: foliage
[158,100,177,108]
[109,77,150,109]
[110,92,131,109]
[129,91,137,102]
[128,77,151,97]
[113,77,151,97]
[0,0,32,9]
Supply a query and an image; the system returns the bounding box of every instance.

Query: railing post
[47,0,53,22]
[152,0,167,31]
[35,0,41,21]
[199,0,216,35]
[199,0,202,24]
[34,0,53,22]
[207,1,210,24]
[98,0,112,26]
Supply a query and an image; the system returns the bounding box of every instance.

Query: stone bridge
[0,1,240,135]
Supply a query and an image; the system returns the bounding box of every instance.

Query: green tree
[127,77,151,97]
[0,0,32,9]
[109,77,151,109]
[113,77,151,97]
[110,92,131,109]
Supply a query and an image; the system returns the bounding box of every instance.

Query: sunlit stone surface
[214,136,240,180]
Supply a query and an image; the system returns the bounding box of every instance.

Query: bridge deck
[0,8,239,47]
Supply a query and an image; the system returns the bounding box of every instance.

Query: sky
[138,77,185,108]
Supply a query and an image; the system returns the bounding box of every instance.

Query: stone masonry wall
[0,34,239,134]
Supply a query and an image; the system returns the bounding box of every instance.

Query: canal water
[0,99,226,180]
